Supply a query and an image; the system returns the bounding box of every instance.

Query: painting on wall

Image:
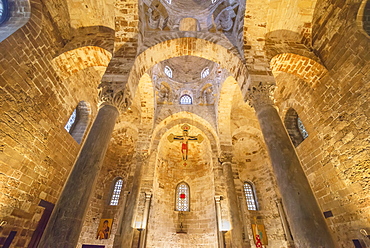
[96,219,113,240]
[251,224,268,246]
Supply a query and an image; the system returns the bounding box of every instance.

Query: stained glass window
[110,179,123,206]
[176,182,189,211]
[297,117,308,139]
[180,94,192,105]
[244,182,258,211]
[201,67,210,79]
[164,65,173,78]
[64,109,77,132]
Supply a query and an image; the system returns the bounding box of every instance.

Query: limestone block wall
[269,2,370,246]
[77,123,139,247]
[146,126,218,248]
[233,136,288,248]
[0,1,106,246]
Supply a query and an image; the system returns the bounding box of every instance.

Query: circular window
[0,0,9,25]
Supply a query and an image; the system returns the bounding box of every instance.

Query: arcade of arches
[0,0,369,247]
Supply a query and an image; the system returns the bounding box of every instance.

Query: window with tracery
[297,117,308,139]
[176,182,189,211]
[64,109,77,132]
[110,179,123,206]
[243,182,258,211]
[201,67,210,79]
[164,65,173,78]
[179,94,192,105]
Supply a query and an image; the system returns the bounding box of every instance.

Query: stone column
[39,83,131,248]
[117,151,148,248]
[247,83,335,248]
[221,155,244,247]
[215,195,225,248]
[139,192,152,248]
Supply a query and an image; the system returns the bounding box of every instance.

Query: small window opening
[201,67,210,79]
[176,182,189,211]
[179,94,192,105]
[110,179,123,206]
[0,0,9,25]
[284,108,308,147]
[64,109,77,132]
[244,182,258,211]
[297,117,308,139]
[164,65,173,78]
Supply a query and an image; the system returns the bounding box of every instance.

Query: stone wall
[145,125,218,248]
[0,0,105,246]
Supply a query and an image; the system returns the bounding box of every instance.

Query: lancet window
[176,182,190,211]
[64,101,91,144]
[110,179,123,206]
[284,108,309,147]
[179,94,192,105]
[164,65,173,78]
[243,182,258,211]
[201,67,210,79]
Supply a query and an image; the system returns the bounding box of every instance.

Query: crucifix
[167,124,204,161]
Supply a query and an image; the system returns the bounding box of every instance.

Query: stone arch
[0,0,31,42]
[217,76,239,145]
[51,46,112,80]
[137,73,155,129]
[128,37,249,101]
[270,53,327,87]
[357,0,370,37]
[150,111,219,155]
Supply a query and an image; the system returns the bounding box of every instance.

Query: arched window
[358,0,370,36]
[284,108,308,147]
[201,67,210,79]
[0,0,9,25]
[64,109,77,132]
[243,182,258,211]
[179,94,192,105]
[64,101,91,144]
[164,65,173,78]
[176,182,190,211]
[110,179,123,206]
[297,117,308,139]
[0,0,31,42]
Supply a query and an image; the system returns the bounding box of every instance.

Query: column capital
[246,82,276,109]
[218,151,232,164]
[98,82,132,112]
[215,195,223,202]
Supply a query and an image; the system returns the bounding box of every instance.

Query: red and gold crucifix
[167,124,204,161]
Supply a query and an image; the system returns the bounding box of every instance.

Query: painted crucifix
[167,124,204,161]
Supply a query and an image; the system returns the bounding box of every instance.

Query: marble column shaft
[38,104,119,248]
[248,84,335,248]
[223,161,244,247]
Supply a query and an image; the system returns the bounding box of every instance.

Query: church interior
[0,0,369,247]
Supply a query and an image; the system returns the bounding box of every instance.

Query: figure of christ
[167,124,204,161]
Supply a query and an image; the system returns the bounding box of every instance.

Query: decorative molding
[246,82,276,109]
[98,82,131,112]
